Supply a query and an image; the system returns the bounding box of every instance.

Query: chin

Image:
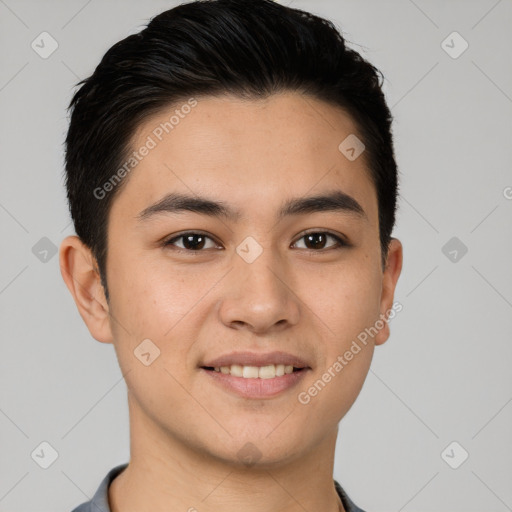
[202,431,310,470]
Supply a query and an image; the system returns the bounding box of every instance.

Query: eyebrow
[137,190,367,222]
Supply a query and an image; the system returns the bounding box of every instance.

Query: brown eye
[293,231,347,251]
[164,232,219,251]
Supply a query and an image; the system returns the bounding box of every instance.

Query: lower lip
[201,368,308,399]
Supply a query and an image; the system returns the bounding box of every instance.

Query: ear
[59,235,113,344]
[374,238,403,346]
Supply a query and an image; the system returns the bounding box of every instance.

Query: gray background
[1,0,511,511]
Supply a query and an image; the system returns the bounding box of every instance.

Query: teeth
[211,364,301,379]
[230,364,243,377]
[258,365,275,379]
[243,366,259,378]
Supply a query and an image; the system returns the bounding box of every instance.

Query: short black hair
[64,0,399,301]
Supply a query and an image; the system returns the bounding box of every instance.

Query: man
[60,1,403,510]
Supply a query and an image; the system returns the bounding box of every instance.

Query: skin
[60,91,402,512]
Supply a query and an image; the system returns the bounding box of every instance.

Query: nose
[218,246,301,335]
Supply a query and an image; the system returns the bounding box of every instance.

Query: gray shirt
[71,463,367,512]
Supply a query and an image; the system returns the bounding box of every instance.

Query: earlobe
[374,237,403,346]
[59,235,113,344]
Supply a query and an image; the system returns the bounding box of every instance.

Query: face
[67,92,402,468]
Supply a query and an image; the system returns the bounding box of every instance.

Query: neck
[109,394,345,512]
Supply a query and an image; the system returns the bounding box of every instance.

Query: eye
[163,230,349,253]
[164,232,220,251]
[292,231,348,251]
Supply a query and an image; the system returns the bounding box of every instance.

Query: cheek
[107,248,197,333]
[106,254,199,405]
[311,260,381,416]
[297,258,382,338]
[106,251,220,385]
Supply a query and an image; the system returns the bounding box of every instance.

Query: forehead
[109,92,378,226]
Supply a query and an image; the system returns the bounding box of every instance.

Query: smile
[204,364,303,379]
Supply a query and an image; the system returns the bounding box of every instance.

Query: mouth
[201,364,306,379]
[199,352,311,399]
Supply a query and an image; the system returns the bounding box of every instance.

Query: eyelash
[163,230,349,253]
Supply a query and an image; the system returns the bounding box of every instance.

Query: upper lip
[201,351,310,369]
